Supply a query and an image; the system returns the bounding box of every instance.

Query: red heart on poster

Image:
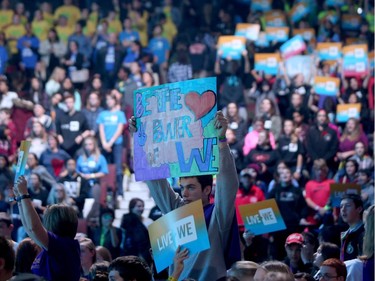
[185,90,216,120]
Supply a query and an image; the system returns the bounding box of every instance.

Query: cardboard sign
[255,32,270,47]
[251,0,271,12]
[264,11,287,27]
[235,23,260,41]
[289,2,310,23]
[15,141,31,183]
[280,35,307,59]
[254,53,281,75]
[285,55,313,79]
[343,44,369,77]
[133,77,219,181]
[238,199,286,235]
[317,42,342,61]
[217,36,246,60]
[341,14,362,31]
[266,27,289,42]
[330,183,361,207]
[313,76,340,96]
[148,200,210,272]
[293,28,316,42]
[336,103,361,123]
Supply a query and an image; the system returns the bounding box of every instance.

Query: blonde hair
[340,118,361,142]
[82,136,101,161]
[80,238,97,264]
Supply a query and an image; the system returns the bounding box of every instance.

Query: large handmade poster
[148,200,210,273]
[133,77,219,181]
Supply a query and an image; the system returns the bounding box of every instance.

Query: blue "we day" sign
[133,77,219,181]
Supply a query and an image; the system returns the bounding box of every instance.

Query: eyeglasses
[317,273,338,280]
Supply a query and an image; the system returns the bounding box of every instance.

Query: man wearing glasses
[318,258,347,281]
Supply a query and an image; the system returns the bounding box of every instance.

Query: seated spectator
[340,194,364,261]
[24,104,54,138]
[27,121,48,159]
[243,118,276,156]
[89,208,121,260]
[285,92,310,123]
[305,159,335,225]
[13,176,81,281]
[47,183,79,214]
[95,247,112,263]
[108,256,152,281]
[27,173,49,213]
[58,158,90,216]
[256,98,282,140]
[0,236,14,281]
[39,134,71,177]
[335,160,358,184]
[349,141,374,170]
[0,212,17,251]
[277,120,304,180]
[268,161,299,195]
[0,125,16,164]
[337,118,368,162]
[312,242,340,275]
[244,130,279,184]
[79,237,97,279]
[318,259,347,281]
[15,238,41,274]
[292,109,309,144]
[283,233,312,274]
[25,153,56,191]
[357,169,374,209]
[89,261,110,281]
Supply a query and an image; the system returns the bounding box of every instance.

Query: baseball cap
[285,233,304,246]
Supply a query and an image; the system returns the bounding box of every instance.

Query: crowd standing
[0,0,373,280]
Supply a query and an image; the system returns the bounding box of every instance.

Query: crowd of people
[0,0,373,280]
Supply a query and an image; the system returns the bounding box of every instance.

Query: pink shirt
[243,130,276,156]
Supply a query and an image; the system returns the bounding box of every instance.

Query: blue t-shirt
[17,35,40,69]
[96,110,126,144]
[76,154,108,186]
[105,45,115,71]
[148,37,170,64]
[118,30,140,45]
[0,46,8,74]
[31,232,81,281]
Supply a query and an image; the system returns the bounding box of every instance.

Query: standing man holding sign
[129,111,239,281]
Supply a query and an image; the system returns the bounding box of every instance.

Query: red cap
[285,233,304,246]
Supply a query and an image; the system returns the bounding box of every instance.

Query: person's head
[86,91,101,109]
[319,258,347,281]
[343,118,360,136]
[108,256,152,281]
[349,77,358,90]
[68,40,79,53]
[15,238,41,273]
[142,71,155,86]
[64,94,75,113]
[43,204,78,239]
[252,117,264,132]
[294,73,305,86]
[292,110,304,125]
[100,208,115,228]
[47,134,59,149]
[227,103,239,118]
[257,130,270,147]
[29,173,41,189]
[283,120,295,136]
[291,92,303,108]
[65,158,76,174]
[0,108,10,122]
[313,159,329,182]
[0,154,9,169]
[108,33,117,45]
[313,242,340,268]
[284,233,304,265]
[31,121,45,138]
[0,213,12,239]
[89,261,110,281]
[152,24,163,37]
[96,246,112,263]
[357,169,371,186]
[301,232,316,255]
[294,272,315,281]
[254,261,292,281]
[123,17,132,29]
[227,261,259,281]
[264,272,294,281]
[344,160,358,177]
[354,141,366,157]
[106,92,119,109]
[0,236,14,281]
[26,153,39,169]
[91,75,102,90]
[117,67,130,80]
[53,183,66,202]
[180,175,213,206]
[0,75,9,93]
[347,93,358,104]
[80,238,96,267]
[279,168,292,185]
[83,136,100,156]
[260,98,276,116]
[240,166,259,191]
[340,194,363,226]
[316,110,328,126]
[33,103,45,118]
[226,128,236,144]
[129,198,145,217]
[362,205,374,258]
